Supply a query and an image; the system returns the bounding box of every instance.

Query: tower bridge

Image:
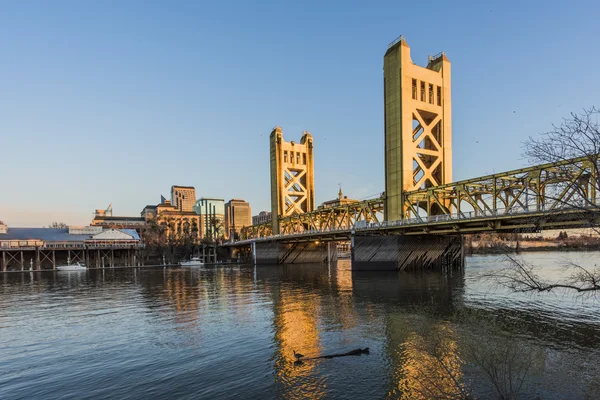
[226,37,600,270]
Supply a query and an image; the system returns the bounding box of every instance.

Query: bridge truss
[241,198,384,240]
[240,156,599,241]
[404,155,598,219]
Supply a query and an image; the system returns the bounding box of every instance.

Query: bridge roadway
[228,203,600,246]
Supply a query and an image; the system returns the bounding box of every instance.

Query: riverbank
[467,238,600,254]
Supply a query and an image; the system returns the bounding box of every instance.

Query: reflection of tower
[383,36,452,220]
[270,127,315,234]
[267,268,326,398]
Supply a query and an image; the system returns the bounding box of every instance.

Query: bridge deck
[228,206,599,246]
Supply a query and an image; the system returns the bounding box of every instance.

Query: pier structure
[0,226,144,271]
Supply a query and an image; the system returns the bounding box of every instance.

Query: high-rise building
[383,36,452,221]
[270,127,314,234]
[225,199,251,238]
[193,197,225,240]
[171,186,196,212]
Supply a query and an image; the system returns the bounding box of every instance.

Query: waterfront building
[193,198,225,240]
[95,203,113,217]
[171,186,196,212]
[91,216,147,229]
[0,224,142,270]
[225,199,251,238]
[141,205,158,222]
[252,211,271,225]
[91,204,147,230]
[0,226,141,249]
[154,199,202,240]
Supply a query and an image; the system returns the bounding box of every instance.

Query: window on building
[428,84,434,104]
[284,151,288,162]
[290,151,294,163]
[303,153,307,164]
[420,81,425,102]
[437,86,442,106]
[296,153,300,164]
[412,79,417,100]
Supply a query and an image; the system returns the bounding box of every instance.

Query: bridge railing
[237,155,599,243]
[233,199,598,244]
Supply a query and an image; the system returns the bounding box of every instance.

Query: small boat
[56,262,87,271]
[180,257,203,267]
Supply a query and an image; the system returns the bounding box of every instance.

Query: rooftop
[0,228,140,241]
[171,185,195,189]
[92,216,145,221]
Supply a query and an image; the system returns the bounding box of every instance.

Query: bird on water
[293,350,304,361]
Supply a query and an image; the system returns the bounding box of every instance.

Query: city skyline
[2,1,600,226]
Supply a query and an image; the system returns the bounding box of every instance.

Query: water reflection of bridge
[85,263,598,397]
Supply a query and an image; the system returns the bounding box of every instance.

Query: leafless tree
[489,255,600,294]
[523,107,600,219]
[47,221,68,228]
[524,107,600,165]
[490,108,600,293]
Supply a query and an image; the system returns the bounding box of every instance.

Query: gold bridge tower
[270,127,315,234]
[383,36,452,220]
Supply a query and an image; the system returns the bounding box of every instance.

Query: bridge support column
[252,241,336,265]
[351,234,463,271]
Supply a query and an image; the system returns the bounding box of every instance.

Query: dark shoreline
[467,243,600,255]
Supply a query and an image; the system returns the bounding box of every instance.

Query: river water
[1,252,599,399]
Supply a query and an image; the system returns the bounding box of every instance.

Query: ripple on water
[0,257,599,399]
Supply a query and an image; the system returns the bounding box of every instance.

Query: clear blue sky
[1,0,599,226]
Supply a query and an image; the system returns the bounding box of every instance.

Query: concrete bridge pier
[252,241,337,265]
[351,234,464,271]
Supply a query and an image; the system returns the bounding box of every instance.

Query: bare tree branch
[485,255,600,293]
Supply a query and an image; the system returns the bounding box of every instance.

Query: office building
[171,185,196,212]
[225,199,251,238]
[193,197,225,240]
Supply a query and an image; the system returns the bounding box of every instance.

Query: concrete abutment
[252,241,337,265]
[351,234,464,271]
